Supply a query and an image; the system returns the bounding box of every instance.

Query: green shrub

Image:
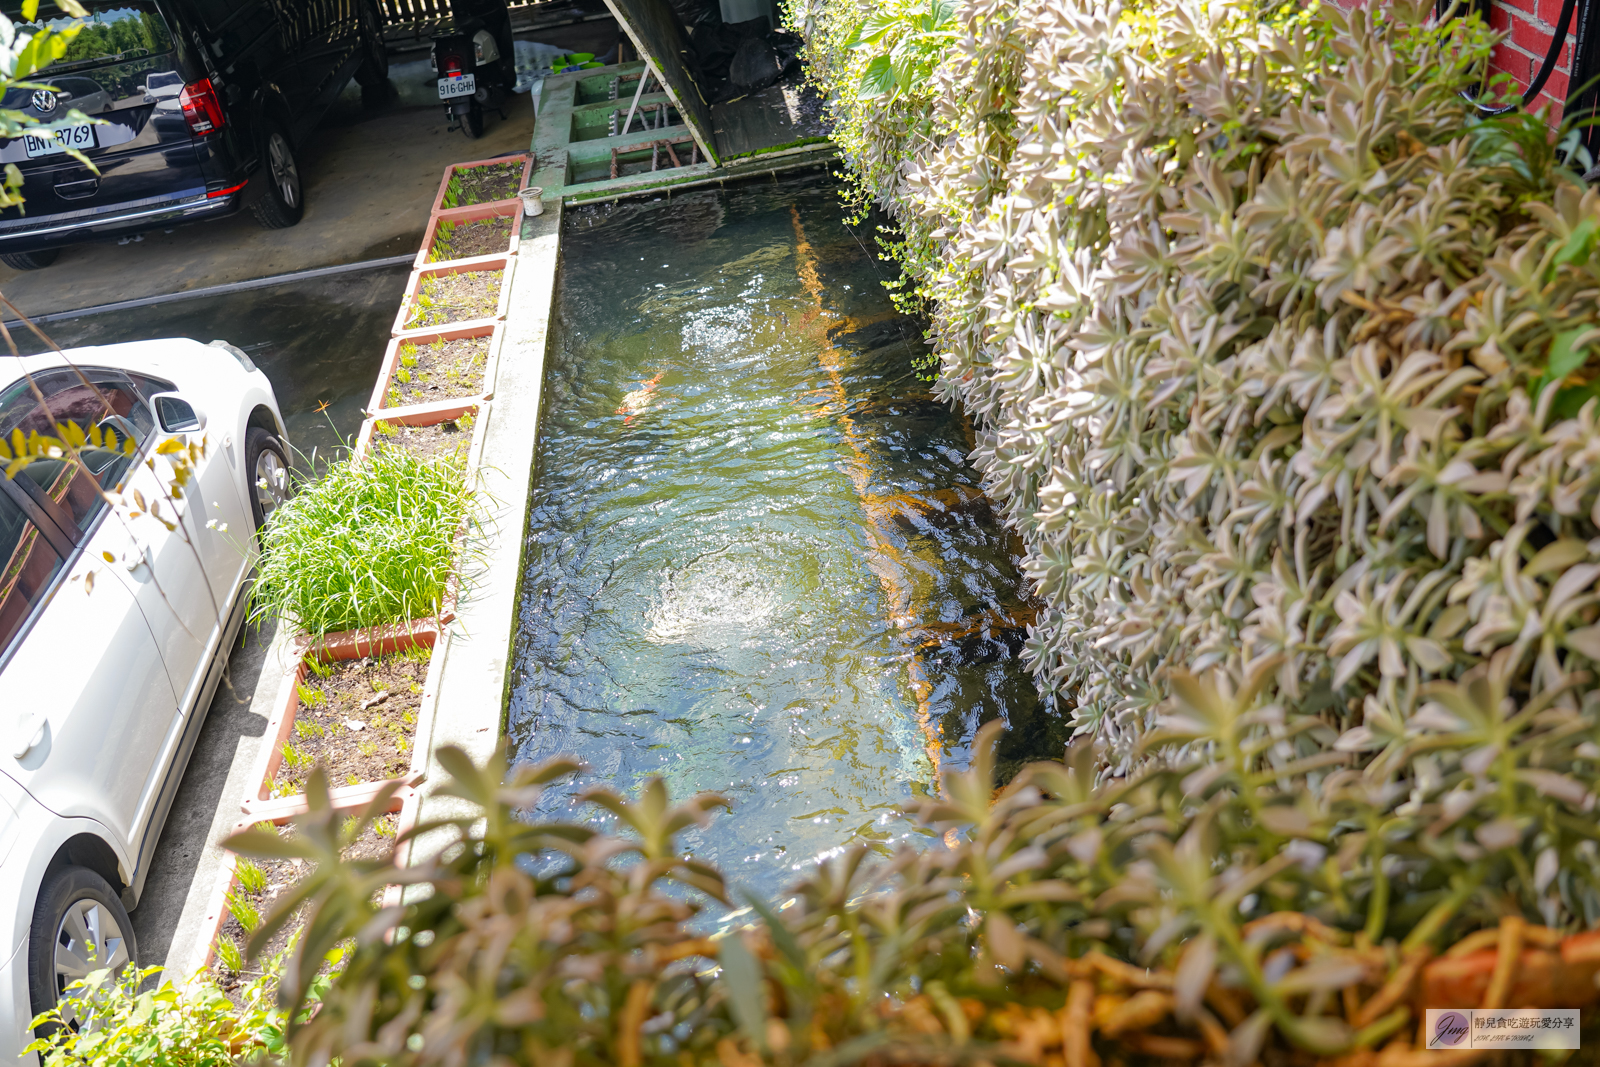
[798,0,1600,899]
[24,960,328,1067]
[253,447,473,636]
[230,712,1600,1067]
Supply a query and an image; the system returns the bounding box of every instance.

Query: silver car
[0,338,288,1058]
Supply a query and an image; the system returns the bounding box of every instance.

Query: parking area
[0,56,537,318]
[0,35,606,974]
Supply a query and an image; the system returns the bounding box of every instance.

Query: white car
[0,338,288,1056]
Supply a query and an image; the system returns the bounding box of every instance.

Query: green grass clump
[214,937,244,974]
[253,448,472,637]
[225,890,260,936]
[234,857,268,895]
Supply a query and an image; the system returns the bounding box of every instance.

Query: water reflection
[508,173,1065,904]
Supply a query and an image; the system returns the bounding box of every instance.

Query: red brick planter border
[428,152,533,216]
[364,321,503,417]
[194,781,419,976]
[391,254,516,338]
[239,620,444,816]
[415,199,523,269]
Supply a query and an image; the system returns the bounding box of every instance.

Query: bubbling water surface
[508,173,1065,905]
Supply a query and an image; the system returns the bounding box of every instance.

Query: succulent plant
[767,0,1600,1053]
[235,710,1600,1066]
[796,0,1600,903]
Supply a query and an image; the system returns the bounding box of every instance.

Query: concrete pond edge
[398,202,562,871]
[163,171,555,986]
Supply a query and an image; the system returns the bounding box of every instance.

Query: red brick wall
[1337,0,1575,122]
[1486,0,1576,119]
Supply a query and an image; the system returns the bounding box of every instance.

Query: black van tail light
[178,78,225,137]
[206,179,247,199]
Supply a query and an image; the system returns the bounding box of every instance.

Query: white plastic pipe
[620,63,654,136]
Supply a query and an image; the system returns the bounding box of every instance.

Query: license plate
[23,123,95,158]
[438,73,476,100]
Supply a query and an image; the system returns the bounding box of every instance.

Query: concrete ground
[129,622,286,974]
[19,14,621,977]
[5,55,541,972]
[0,58,537,318]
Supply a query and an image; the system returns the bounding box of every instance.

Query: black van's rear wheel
[1,249,59,271]
[252,125,304,229]
[355,0,390,94]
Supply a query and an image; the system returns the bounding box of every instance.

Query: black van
[0,0,388,270]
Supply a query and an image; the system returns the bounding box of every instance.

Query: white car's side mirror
[150,392,206,434]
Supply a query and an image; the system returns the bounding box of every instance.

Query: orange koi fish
[618,371,664,424]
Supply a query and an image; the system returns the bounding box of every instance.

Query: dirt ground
[404,270,502,328]
[430,215,514,261]
[445,161,524,206]
[274,649,428,795]
[385,335,489,406]
[211,814,399,997]
[371,416,476,463]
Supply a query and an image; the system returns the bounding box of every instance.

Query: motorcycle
[430,0,515,138]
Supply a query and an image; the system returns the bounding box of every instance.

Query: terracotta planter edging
[364,321,504,417]
[414,199,524,270]
[390,254,517,338]
[429,152,533,216]
[239,620,446,816]
[193,784,419,978]
[355,400,482,458]
[1417,926,1600,1012]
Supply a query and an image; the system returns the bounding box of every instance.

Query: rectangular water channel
[510,173,1065,901]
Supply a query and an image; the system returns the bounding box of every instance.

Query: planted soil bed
[430,216,513,262]
[405,271,501,329]
[212,815,398,997]
[275,648,427,797]
[444,161,521,207]
[371,416,475,464]
[385,335,489,407]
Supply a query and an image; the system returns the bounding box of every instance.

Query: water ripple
[509,175,1066,906]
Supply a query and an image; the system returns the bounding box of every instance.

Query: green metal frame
[530,62,837,205]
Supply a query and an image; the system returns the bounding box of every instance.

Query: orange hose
[789,206,942,776]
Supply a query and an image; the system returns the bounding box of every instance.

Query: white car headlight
[206,339,256,373]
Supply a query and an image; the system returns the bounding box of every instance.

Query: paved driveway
[0,59,530,973]
[0,57,535,319]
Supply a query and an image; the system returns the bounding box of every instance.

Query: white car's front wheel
[247,426,290,532]
[27,867,137,1035]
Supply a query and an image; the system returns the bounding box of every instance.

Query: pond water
[507,171,1065,905]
